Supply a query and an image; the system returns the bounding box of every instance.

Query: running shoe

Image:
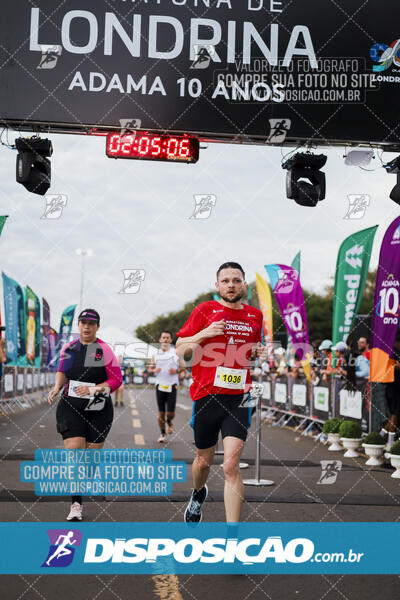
[167,423,174,435]
[157,434,166,443]
[184,485,208,523]
[66,502,83,521]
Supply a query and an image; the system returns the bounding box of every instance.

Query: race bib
[158,383,172,393]
[68,380,95,399]
[213,366,247,390]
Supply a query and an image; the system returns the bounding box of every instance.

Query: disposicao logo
[83,536,314,564]
[42,529,82,568]
[37,531,366,571]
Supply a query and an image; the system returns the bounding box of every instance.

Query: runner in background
[176,262,265,523]
[47,309,122,521]
[114,355,125,407]
[148,331,186,443]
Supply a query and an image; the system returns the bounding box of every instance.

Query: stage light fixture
[384,156,400,205]
[15,137,53,196]
[344,149,374,167]
[282,152,327,207]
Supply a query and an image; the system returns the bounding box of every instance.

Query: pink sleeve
[98,340,123,393]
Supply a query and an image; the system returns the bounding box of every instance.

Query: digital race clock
[106,133,199,163]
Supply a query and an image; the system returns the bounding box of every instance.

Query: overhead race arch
[0,0,399,149]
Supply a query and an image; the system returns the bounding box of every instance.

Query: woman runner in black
[47,309,123,521]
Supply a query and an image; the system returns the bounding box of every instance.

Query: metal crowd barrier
[260,373,370,434]
[126,375,156,385]
[130,372,371,433]
[0,366,56,414]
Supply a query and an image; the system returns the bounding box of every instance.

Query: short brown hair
[216,262,245,280]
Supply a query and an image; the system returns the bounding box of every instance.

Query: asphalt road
[0,385,399,599]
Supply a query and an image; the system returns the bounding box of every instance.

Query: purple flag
[48,327,58,370]
[370,216,400,382]
[265,264,310,359]
[41,298,50,366]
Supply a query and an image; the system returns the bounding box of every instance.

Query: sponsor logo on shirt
[225,322,253,333]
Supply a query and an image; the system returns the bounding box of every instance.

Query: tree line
[135,270,377,345]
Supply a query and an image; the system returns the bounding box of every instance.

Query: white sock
[388,432,396,446]
[379,428,387,437]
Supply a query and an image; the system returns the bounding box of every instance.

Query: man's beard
[220,290,244,304]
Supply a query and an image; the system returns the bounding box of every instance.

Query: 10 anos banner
[378,285,399,325]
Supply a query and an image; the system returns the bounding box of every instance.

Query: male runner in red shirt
[176,262,265,523]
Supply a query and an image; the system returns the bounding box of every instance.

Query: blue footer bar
[0,522,398,574]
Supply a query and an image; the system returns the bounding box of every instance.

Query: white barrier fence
[178,374,371,434]
[0,366,56,414]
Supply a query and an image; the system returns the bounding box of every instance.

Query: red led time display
[106,133,199,163]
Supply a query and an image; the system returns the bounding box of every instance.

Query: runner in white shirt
[148,330,186,442]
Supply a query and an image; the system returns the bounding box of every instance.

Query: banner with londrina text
[370,217,400,382]
[264,264,310,366]
[332,226,377,346]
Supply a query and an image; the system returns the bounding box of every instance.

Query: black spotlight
[384,156,400,205]
[15,137,53,196]
[282,152,327,207]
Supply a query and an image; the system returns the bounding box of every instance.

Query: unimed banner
[370,216,400,382]
[0,1,399,147]
[332,226,377,346]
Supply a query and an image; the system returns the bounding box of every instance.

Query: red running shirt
[176,301,263,401]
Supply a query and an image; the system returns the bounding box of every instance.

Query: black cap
[78,308,100,324]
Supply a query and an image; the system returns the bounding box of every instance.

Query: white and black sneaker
[184,485,208,523]
[66,502,83,521]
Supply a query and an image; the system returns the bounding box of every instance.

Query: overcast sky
[0,131,399,347]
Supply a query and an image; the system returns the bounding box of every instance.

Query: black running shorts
[156,384,177,413]
[56,395,113,443]
[190,393,252,449]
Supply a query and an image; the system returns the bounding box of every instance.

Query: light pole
[76,248,93,315]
